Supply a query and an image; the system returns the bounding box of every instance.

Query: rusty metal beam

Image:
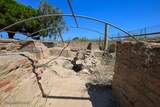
[67,0,78,27]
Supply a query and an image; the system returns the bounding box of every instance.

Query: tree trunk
[8,33,15,38]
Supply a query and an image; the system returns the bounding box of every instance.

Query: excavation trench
[3,40,160,107]
[38,43,119,107]
[0,40,119,107]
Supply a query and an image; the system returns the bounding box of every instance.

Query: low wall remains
[112,41,160,107]
[0,39,50,59]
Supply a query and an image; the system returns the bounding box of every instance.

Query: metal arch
[0,14,105,32]
[0,14,138,41]
[29,26,114,41]
[30,26,104,36]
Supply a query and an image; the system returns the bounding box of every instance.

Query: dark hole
[72,64,83,72]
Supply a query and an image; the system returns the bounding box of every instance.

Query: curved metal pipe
[29,26,114,40]
[0,14,138,41]
[30,26,104,36]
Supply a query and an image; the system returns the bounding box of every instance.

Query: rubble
[71,43,101,74]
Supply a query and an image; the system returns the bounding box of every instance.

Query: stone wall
[0,39,50,60]
[0,53,53,107]
[0,53,39,106]
[43,41,54,48]
[69,41,100,50]
[112,41,160,107]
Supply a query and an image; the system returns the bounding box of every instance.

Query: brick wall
[0,53,50,106]
[112,41,160,107]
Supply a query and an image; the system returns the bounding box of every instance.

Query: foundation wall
[112,41,160,107]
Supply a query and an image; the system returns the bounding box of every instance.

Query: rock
[76,60,82,65]
[72,48,102,74]
[93,50,104,57]
[84,58,93,66]
[86,49,91,53]
[86,52,90,55]
[6,43,19,51]
[87,43,92,50]
[50,47,72,58]
[0,45,6,50]
[71,48,79,52]
[80,69,91,75]
[76,51,85,60]
[89,68,96,73]
[0,42,19,52]
[63,61,73,70]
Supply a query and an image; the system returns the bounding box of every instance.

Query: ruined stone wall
[0,39,50,59]
[112,41,160,107]
[43,41,54,48]
[0,53,52,107]
[69,41,100,50]
[0,54,39,106]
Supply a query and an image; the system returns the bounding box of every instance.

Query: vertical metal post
[144,28,146,38]
[103,23,108,51]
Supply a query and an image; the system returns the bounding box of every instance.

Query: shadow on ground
[19,54,120,107]
[47,83,120,107]
[86,83,120,107]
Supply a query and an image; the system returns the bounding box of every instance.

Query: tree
[0,0,68,39]
[0,0,40,38]
[37,1,68,40]
[72,37,79,40]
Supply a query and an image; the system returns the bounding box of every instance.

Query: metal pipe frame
[111,32,160,39]
[67,0,78,27]
[0,14,139,41]
[29,26,113,41]
[29,26,105,37]
[29,26,114,41]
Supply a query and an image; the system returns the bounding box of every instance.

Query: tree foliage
[38,1,68,40]
[0,0,68,39]
[0,0,40,38]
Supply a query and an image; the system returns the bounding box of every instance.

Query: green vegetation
[138,36,160,41]
[0,0,39,38]
[37,1,68,40]
[98,36,103,50]
[0,0,67,39]
[72,37,89,41]
[124,36,160,41]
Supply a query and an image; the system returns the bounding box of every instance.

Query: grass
[138,36,160,41]
[122,36,160,41]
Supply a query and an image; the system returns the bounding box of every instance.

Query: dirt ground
[0,39,119,107]
[34,56,120,107]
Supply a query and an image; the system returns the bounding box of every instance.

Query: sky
[1,0,160,40]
